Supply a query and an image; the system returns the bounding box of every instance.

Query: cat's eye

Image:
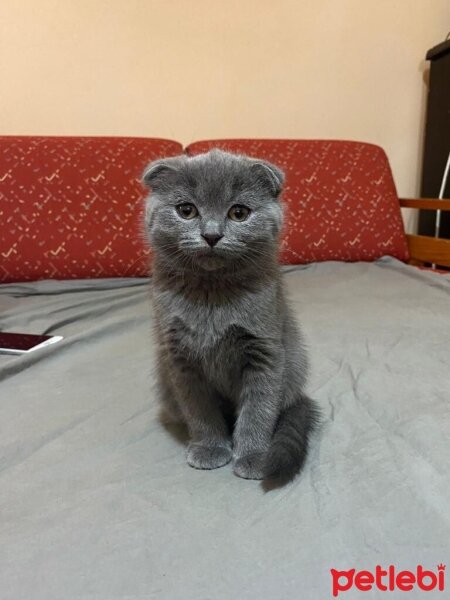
[228,205,250,222]
[176,203,198,220]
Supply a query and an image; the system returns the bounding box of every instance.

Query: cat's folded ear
[142,156,183,189]
[250,160,285,198]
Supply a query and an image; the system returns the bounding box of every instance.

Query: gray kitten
[143,149,319,482]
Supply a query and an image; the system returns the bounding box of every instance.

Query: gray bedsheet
[1,258,449,600]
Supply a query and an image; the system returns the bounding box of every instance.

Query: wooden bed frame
[399,198,450,268]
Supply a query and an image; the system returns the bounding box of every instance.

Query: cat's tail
[264,395,320,483]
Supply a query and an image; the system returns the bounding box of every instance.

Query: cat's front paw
[187,443,232,470]
[233,452,266,480]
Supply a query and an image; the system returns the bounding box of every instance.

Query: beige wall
[1,0,449,230]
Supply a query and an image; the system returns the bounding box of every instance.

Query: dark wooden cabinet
[419,40,450,238]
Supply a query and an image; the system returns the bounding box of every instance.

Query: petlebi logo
[331,564,445,597]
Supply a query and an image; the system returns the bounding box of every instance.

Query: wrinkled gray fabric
[1,257,449,600]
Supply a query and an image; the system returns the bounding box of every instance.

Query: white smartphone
[0,332,63,355]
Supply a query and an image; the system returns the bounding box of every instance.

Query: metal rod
[435,151,450,239]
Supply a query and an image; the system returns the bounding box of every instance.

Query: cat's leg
[233,339,283,480]
[173,365,232,470]
[162,318,232,469]
[157,359,184,425]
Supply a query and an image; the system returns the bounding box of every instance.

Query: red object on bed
[186,139,409,265]
[0,136,182,282]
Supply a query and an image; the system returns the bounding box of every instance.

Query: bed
[1,258,449,599]
[1,137,449,599]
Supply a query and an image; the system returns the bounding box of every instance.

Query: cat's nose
[202,233,223,247]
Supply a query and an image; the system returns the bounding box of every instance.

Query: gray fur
[143,149,319,482]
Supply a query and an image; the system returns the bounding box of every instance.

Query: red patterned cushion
[0,136,182,282]
[186,139,409,264]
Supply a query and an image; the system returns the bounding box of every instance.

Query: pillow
[186,139,409,264]
[0,136,183,282]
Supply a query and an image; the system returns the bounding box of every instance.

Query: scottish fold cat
[143,149,319,482]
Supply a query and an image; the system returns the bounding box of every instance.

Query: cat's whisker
[122,253,152,276]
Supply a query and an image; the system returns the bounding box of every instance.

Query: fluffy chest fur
[152,279,280,396]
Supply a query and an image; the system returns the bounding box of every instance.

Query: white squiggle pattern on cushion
[0,136,182,282]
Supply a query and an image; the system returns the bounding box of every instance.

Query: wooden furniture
[400,198,450,267]
[419,40,450,238]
